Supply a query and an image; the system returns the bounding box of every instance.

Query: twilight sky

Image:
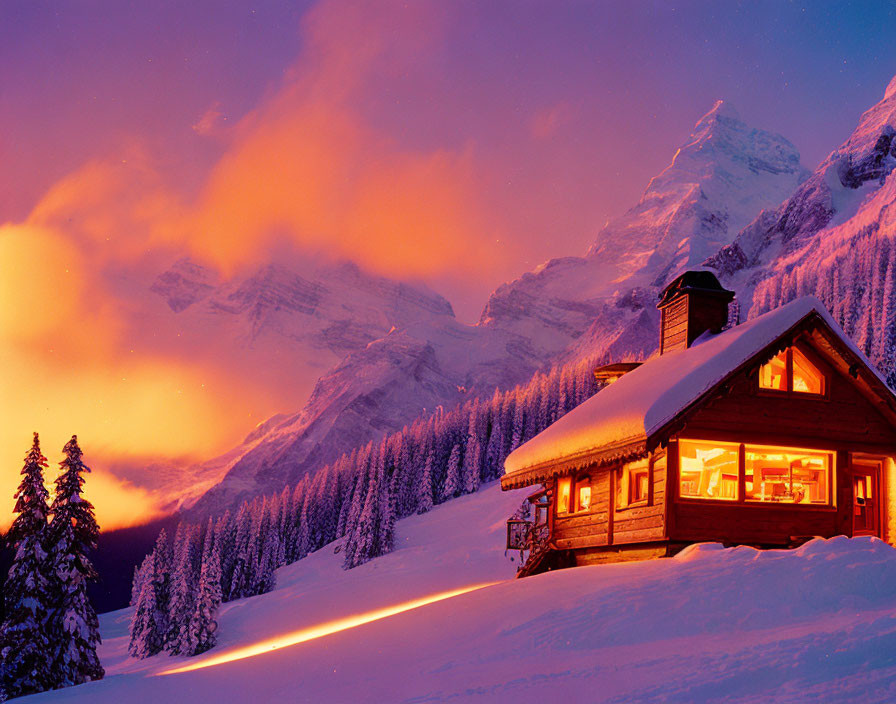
[2,0,896,528]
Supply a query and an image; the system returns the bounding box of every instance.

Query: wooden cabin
[502,271,896,576]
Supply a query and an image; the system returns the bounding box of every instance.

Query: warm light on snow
[158,581,502,676]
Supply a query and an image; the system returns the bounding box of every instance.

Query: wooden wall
[681,346,895,448]
[612,453,667,545]
[552,452,669,553]
[553,470,610,551]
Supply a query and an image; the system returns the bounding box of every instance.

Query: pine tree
[442,444,461,500]
[128,571,162,658]
[227,504,252,600]
[462,434,482,495]
[343,467,384,570]
[416,449,434,515]
[0,434,57,698]
[130,555,151,608]
[167,526,199,655]
[150,530,172,648]
[187,522,221,656]
[377,470,395,558]
[47,435,104,686]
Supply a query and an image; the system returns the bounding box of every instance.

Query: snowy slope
[27,483,896,703]
[192,102,807,514]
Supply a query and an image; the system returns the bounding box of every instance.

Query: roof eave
[500,436,648,490]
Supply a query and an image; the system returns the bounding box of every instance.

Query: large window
[759,346,825,395]
[679,440,739,500]
[679,440,833,505]
[745,446,831,504]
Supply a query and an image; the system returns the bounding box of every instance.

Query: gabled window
[758,346,825,396]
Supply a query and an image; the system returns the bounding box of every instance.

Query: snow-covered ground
[27,484,896,703]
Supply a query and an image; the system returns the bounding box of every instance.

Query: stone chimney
[657,271,735,355]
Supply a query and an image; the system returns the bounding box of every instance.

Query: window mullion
[786,347,794,392]
[738,443,746,503]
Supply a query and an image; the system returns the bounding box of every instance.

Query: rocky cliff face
[150,256,456,385]
[185,101,809,515]
[708,80,896,281]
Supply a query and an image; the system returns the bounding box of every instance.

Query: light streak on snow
[158,581,502,675]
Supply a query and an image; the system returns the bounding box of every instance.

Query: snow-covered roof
[504,296,890,478]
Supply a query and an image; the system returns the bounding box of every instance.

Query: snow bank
[25,484,896,704]
[505,295,886,474]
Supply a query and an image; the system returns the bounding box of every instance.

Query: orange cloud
[0,0,503,529]
[0,222,277,530]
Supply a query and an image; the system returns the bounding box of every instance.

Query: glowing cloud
[0,0,505,529]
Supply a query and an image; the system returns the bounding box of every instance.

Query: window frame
[678,439,741,502]
[555,476,572,516]
[616,458,652,511]
[576,476,593,513]
[757,345,828,398]
[555,474,594,516]
[675,438,836,509]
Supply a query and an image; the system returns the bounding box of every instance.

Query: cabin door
[851,461,881,537]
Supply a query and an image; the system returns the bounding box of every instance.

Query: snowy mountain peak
[586,101,805,288]
[696,99,741,125]
[885,72,896,100]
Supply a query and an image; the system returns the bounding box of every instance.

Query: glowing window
[578,485,592,511]
[759,350,787,390]
[556,477,571,514]
[616,459,650,508]
[679,440,739,500]
[745,446,831,504]
[759,346,825,395]
[792,348,824,394]
[630,466,649,504]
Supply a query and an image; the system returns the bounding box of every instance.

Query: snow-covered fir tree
[186,521,221,656]
[128,569,162,659]
[167,525,199,656]
[442,444,461,500]
[128,529,171,658]
[47,435,104,687]
[0,434,57,699]
[416,449,435,515]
